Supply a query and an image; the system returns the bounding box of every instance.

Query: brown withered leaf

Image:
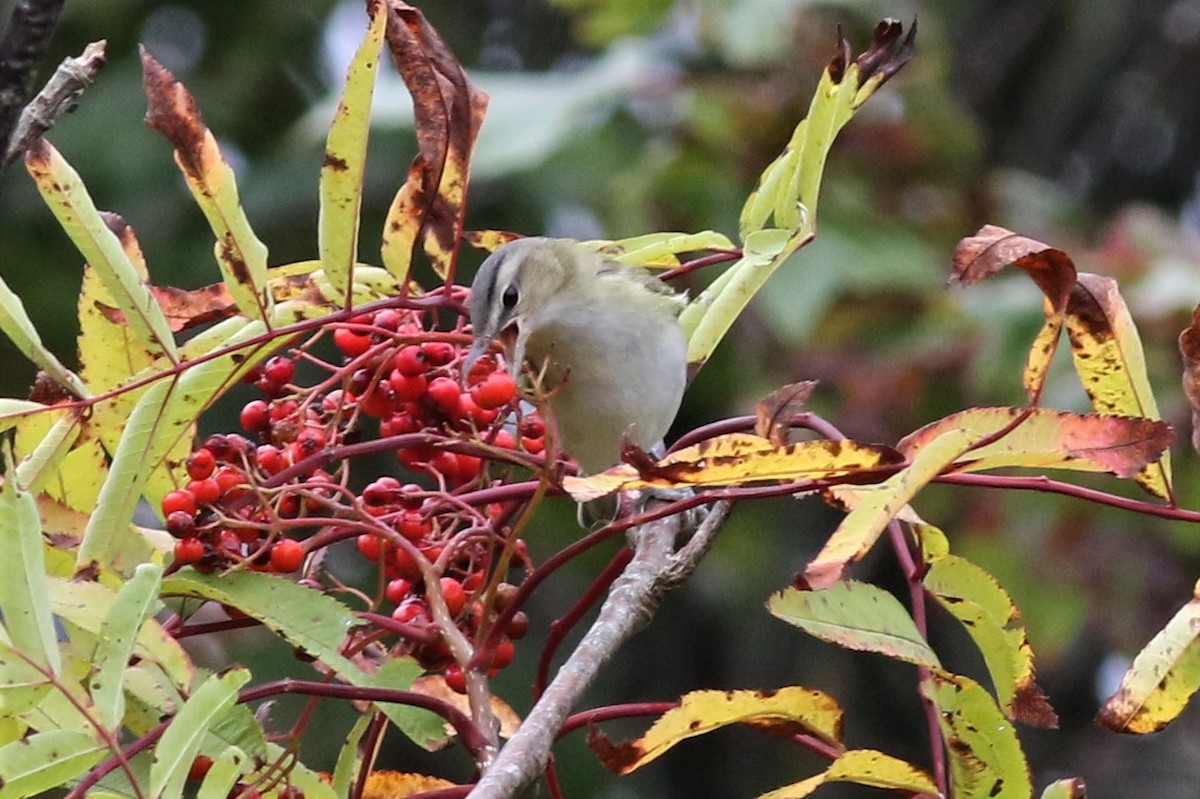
[951,225,1077,302]
[1180,309,1200,454]
[755,381,818,447]
[381,1,489,283]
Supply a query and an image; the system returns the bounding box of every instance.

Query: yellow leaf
[591,687,843,774]
[1097,588,1200,733]
[757,749,941,799]
[563,433,904,501]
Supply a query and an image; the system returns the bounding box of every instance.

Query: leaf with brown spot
[898,407,1172,481]
[319,0,388,301]
[757,749,939,799]
[1063,272,1171,499]
[141,48,271,323]
[756,381,818,447]
[463,229,521,254]
[589,687,843,775]
[563,433,904,501]
[1097,585,1200,734]
[925,555,1057,728]
[379,1,489,283]
[923,672,1032,799]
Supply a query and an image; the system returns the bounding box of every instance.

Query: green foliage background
[3,0,1200,796]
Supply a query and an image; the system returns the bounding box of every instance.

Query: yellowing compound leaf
[923,672,1032,799]
[757,749,940,799]
[589,687,843,775]
[924,556,1057,727]
[24,139,178,362]
[563,433,904,501]
[898,407,1171,480]
[807,427,980,588]
[1097,587,1200,733]
[410,674,521,749]
[1065,273,1171,499]
[359,771,457,798]
[319,1,388,300]
[142,49,271,324]
[768,581,940,669]
[380,1,489,283]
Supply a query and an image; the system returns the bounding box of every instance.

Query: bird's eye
[502,285,519,309]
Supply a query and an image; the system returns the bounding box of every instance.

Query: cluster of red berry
[164,303,545,691]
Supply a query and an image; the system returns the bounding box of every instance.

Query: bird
[464,237,688,475]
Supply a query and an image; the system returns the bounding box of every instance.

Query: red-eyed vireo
[465,237,688,474]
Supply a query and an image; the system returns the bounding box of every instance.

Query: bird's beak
[463,319,524,384]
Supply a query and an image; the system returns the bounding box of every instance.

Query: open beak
[463,319,524,385]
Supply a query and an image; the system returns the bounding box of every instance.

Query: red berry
[455,453,483,482]
[161,489,197,517]
[173,537,205,565]
[387,370,428,403]
[398,483,424,510]
[217,529,243,556]
[386,578,413,604]
[459,393,499,428]
[420,341,455,366]
[214,466,246,495]
[492,429,516,450]
[444,664,467,694]
[240,399,270,433]
[393,345,427,377]
[439,577,467,616]
[363,476,402,507]
[373,308,404,331]
[186,477,221,505]
[187,755,213,782]
[270,538,305,572]
[356,534,382,561]
[289,428,326,462]
[522,436,545,455]
[391,599,429,625]
[358,385,394,418]
[268,398,299,423]
[519,415,545,439]
[507,611,529,640]
[186,448,216,480]
[255,445,286,475]
[334,327,371,358]
[380,411,421,438]
[322,389,347,414]
[425,377,462,417]
[166,510,196,538]
[393,544,421,580]
[398,510,430,542]
[426,451,460,482]
[471,371,517,410]
[263,355,295,387]
[489,638,515,671]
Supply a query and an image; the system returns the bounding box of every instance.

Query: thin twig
[3,39,106,169]
[0,0,66,158]
[466,500,730,798]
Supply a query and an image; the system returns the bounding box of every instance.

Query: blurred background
[4,0,1200,796]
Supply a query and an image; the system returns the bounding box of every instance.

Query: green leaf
[0,450,61,676]
[149,668,251,799]
[806,427,981,588]
[368,657,442,749]
[922,672,1031,799]
[23,139,177,362]
[49,576,194,693]
[1040,777,1087,798]
[332,713,376,798]
[13,410,83,496]
[196,746,247,799]
[768,581,940,669]
[319,0,387,299]
[583,230,737,266]
[91,563,165,730]
[0,729,105,799]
